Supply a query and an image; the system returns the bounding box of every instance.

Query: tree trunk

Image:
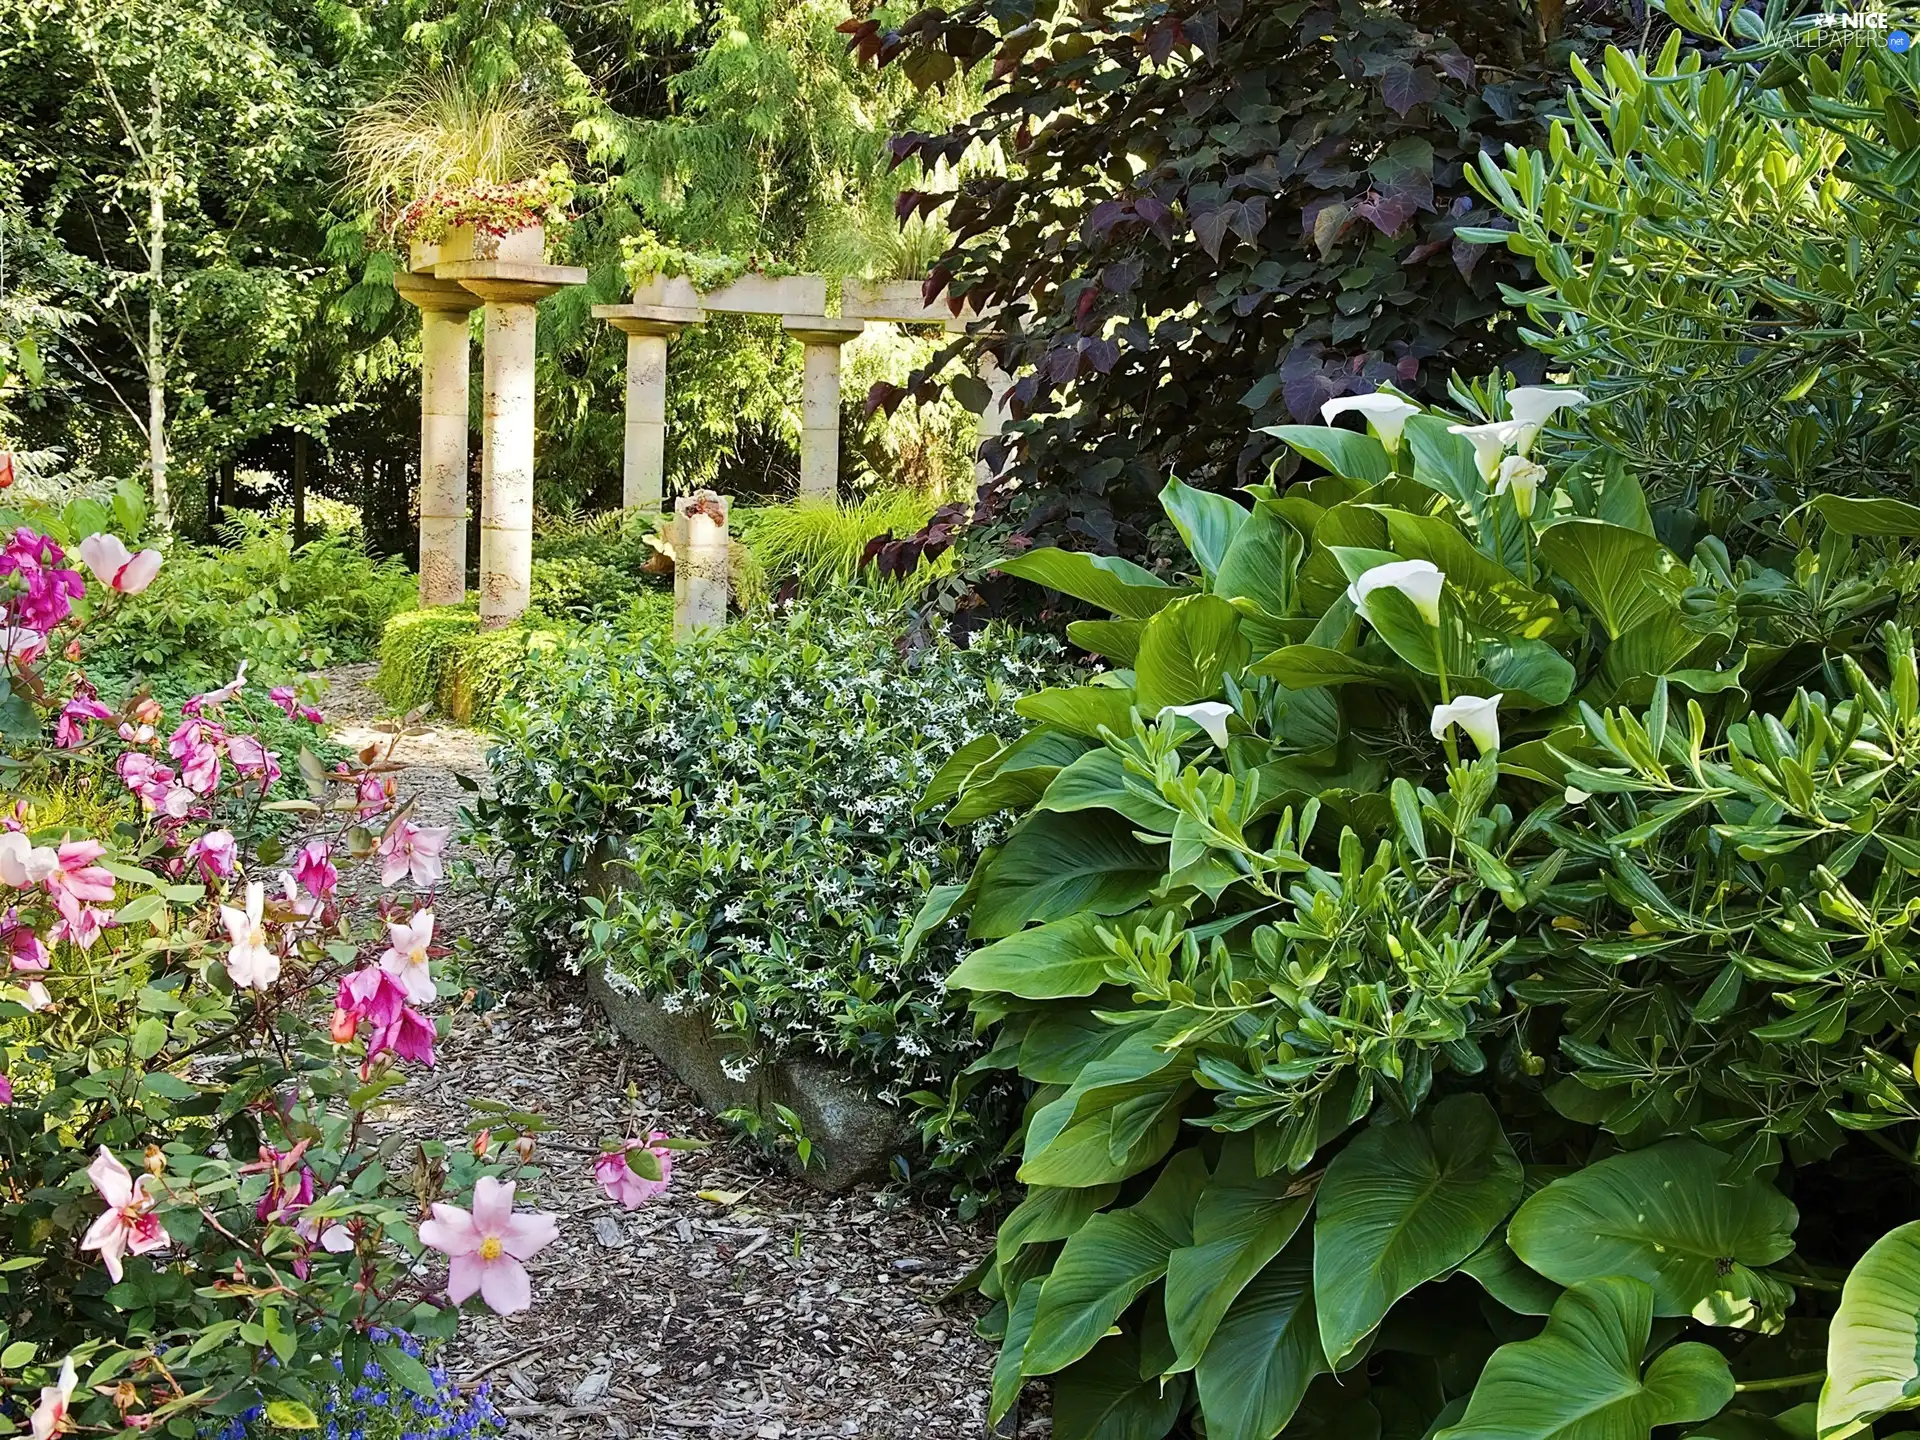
[216,457,234,534]
[145,68,170,532]
[291,432,308,547]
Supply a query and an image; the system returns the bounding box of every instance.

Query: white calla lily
[1494,455,1547,519]
[1505,386,1590,455]
[1157,702,1235,749]
[1447,420,1531,482]
[1348,559,1444,627]
[1320,392,1423,454]
[1431,693,1503,756]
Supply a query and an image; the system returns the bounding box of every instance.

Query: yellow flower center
[249,926,267,948]
[479,1235,503,1261]
[409,945,428,966]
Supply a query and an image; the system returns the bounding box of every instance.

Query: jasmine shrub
[476,597,1065,1201]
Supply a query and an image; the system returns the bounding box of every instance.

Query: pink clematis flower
[417,1176,558,1315]
[117,753,176,811]
[292,840,337,898]
[278,870,318,919]
[0,529,85,632]
[45,841,116,924]
[53,694,111,749]
[296,1185,356,1257]
[377,820,450,890]
[78,533,163,595]
[0,1073,12,1105]
[226,733,280,788]
[2,909,46,972]
[368,1005,436,1067]
[0,830,58,889]
[219,881,278,990]
[49,905,111,951]
[189,661,248,712]
[336,965,409,1031]
[79,1147,170,1282]
[0,626,45,665]
[185,828,237,882]
[594,1133,674,1209]
[379,910,436,1005]
[355,770,390,818]
[30,1356,75,1440]
[168,719,223,795]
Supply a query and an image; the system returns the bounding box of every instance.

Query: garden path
[320,667,1024,1440]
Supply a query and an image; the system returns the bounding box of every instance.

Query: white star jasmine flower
[1320,392,1423,454]
[1348,560,1445,627]
[1431,693,1504,756]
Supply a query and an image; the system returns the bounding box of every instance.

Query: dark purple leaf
[1192,201,1238,260]
[1428,49,1476,85]
[1381,62,1439,117]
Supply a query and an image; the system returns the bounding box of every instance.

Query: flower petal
[477,1255,533,1314]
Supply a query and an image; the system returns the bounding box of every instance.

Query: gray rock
[585,964,913,1191]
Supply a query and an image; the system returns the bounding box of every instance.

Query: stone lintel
[593,302,706,336]
[394,271,483,313]
[437,258,588,306]
[782,315,865,347]
[841,278,949,324]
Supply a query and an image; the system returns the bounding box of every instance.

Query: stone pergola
[398,258,1009,628]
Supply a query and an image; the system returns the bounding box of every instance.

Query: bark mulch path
[319,666,1024,1440]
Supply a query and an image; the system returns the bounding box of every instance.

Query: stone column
[782,318,864,502]
[437,255,586,629]
[593,302,706,514]
[393,271,482,608]
[975,349,1015,484]
[670,490,729,638]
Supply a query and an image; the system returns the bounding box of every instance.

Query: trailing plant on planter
[919,387,1920,1439]
[392,164,573,248]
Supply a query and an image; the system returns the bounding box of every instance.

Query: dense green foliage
[474,597,1065,1191]
[1472,13,1920,518]
[862,0,1617,564]
[926,400,1920,1438]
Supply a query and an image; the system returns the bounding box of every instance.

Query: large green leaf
[1017,1083,1187,1188]
[993,1281,1042,1425]
[1507,1141,1798,1322]
[950,913,1118,999]
[1016,686,1139,739]
[1262,425,1392,484]
[997,1183,1125,1272]
[1819,1219,1920,1438]
[996,548,1185,619]
[1810,494,1920,537]
[1436,1278,1734,1440]
[1165,1139,1313,1371]
[1161,477,1248,580]
[1404,414,1487,514]
[1025,1151,1208,1375]
[1068,619,1145,664]
[1134,594,1250,710]
[1380,510,1563,637]
[970,811,1166,938]
[1250,644,1414,691]
[1053,1331,1190,1440]
[1214,501,1305,617]
[1479,637,1577,707]
[1536,520,1684,641]
[1035,749,1181,832]
[1194,1236,1326,1440]
[1314,1094,1524,1368]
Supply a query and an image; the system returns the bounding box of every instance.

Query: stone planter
[841,278,945,323]
[696,272,827,317]
[439,220,546,266]
[408,239,442,275]
[584,960,914,1192]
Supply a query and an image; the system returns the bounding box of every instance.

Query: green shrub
[927,397,1920,1438]
[527,510,674,623]
[1472,21,1920,520]
[85,515,414,689]
[474,596,1067,1199]
[373,606,585,728]
[734,493,944,593]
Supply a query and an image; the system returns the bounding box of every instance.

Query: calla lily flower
[1495,455,1547,519]
[1157,702,1235,749]
[1447,420,1531,482]
[1348,560,1444,627]
[1431,693,1503,756]
[1321,392,1423,453]
[1505,386,1589,454]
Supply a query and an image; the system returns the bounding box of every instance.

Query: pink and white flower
[78,533,163,594]
[379,911,437,1005]
[20,979,50,1011]
[30,1356,75,1440]
[292,840,337,899]
[185,828,237,882]
[594,1133,673,1209]
[53,694,111,749]
[44,842,115,923]
[219,881,279,990]
[0,830,58,889]
[417,1176,558,1315]
[378,820,450,890]
[367,1006,435,1067]
[79,1147,170,1282]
